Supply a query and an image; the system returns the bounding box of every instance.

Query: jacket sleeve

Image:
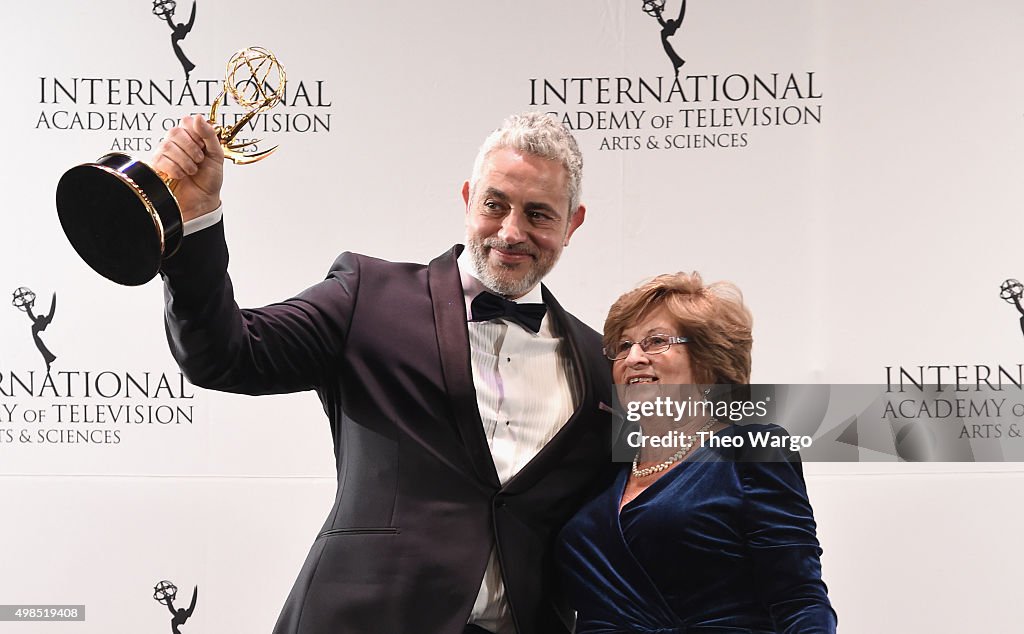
[159,219,358,395]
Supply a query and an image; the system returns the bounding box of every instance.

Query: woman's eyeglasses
[603,334,689,361]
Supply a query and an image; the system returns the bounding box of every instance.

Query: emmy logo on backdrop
[999,279,1024,339]
[56,47,286,286]
[641,0,688,76]
[11,287,57,372]
[153,580,198,634]
[153,0,198,79]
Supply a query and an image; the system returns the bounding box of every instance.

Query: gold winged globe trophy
[55,47,286,285]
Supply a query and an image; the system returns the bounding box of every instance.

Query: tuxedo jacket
[160,222,614,634]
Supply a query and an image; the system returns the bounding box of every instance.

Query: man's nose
[498,211,527,244]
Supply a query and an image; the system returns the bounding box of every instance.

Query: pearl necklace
[631,418,717,478]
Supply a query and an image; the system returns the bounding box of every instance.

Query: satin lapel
[427,245,500,489]
[546,288,624,448]
[543,286,592,415]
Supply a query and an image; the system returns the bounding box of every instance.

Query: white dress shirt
[458,250,577,634]
[181,205,223,236]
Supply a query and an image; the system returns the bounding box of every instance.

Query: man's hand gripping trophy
[155,46,287,222]
[55,47,286,285]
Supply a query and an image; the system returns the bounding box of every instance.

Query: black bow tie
[470,291,547,333]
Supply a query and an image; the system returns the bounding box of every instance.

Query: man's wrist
[182,205,224,236]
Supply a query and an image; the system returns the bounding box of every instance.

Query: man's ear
[462,180,471,210]
[563,204,586,246]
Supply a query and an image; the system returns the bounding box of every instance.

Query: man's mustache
[484,240,537,258]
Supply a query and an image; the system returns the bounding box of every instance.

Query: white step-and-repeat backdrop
[2,1,1023,632]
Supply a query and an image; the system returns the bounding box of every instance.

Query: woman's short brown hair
[603,272,753,385]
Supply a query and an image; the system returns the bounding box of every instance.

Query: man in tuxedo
[154,112,612,634]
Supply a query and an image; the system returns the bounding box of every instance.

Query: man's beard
[467,237,557,298]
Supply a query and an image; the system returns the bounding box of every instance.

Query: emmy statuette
[55,47,286,285]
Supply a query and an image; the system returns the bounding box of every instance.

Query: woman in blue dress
[556,272,837,633]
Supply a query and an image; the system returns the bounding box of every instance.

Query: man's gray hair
[469,112,584,216]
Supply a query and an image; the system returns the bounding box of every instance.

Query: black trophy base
[56,153,182,286]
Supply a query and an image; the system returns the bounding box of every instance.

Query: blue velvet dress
[555,427,837,633]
